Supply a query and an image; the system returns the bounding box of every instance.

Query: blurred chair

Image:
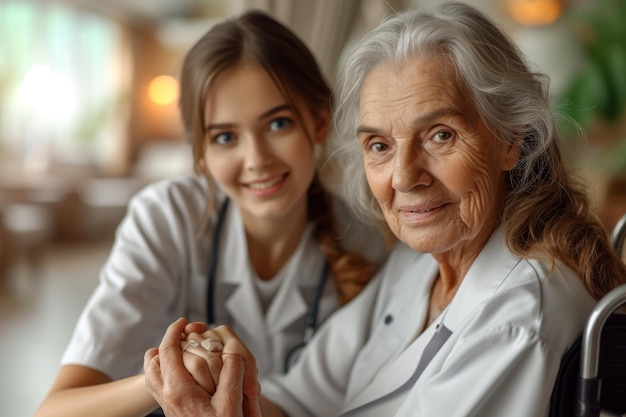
[1,202,54,277]
[549,215,626,417]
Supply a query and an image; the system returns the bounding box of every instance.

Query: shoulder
[123,175,212,232]
[456,256,595,355]
[442,228,596,358]
[499,258,595,326]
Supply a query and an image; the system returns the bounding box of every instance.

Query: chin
[399,229,454,254]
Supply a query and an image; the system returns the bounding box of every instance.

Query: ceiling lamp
[148,75,179,106]
[507,0,565,26]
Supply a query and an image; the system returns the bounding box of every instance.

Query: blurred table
[0,164,86,242]
[0,164,90,282]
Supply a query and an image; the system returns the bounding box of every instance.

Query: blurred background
[1,0,625,416]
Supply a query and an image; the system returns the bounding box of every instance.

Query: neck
[426,225,496,326]
[427,269,459,325]
[241,200,309,280]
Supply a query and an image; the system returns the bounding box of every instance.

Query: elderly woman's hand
[144,318,262,417]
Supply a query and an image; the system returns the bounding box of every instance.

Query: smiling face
[357,56,519,262]
[202,64,328,223]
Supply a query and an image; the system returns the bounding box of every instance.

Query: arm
[35,180,205,417]
[32,366,157,417]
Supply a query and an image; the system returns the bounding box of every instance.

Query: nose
[243,134,274,171]
[391,144,431,192]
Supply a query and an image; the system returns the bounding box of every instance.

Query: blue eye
[214,132,235,145]
[269,117,291,131]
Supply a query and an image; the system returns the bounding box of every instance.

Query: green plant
[559,0,626,131]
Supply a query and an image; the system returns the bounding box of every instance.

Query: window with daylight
[0,0,129,173]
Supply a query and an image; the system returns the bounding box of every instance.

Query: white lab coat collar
[442,227,521,332]
[343,227,521,413]
[217,201,323,350]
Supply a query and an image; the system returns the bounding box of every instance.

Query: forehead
[206,64,283,106]
[359,56,468,127]
[203,63,311,124]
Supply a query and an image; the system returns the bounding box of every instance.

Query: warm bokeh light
[148,75,179,105]
[507,0,563,26]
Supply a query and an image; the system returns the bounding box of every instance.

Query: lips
[399,202,447,213]
[245,174,287,190]
[395,200,450,224]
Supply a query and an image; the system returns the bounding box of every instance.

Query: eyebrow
[356,108,463,136]
[205,104,292,132]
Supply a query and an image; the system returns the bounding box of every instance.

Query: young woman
[33,11,385,417]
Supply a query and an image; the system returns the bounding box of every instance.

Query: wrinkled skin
[144,319,262,417]
[357,55,519,280]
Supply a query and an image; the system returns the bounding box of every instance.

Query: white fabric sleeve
[60,178,205,379]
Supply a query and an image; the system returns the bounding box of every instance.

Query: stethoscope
[206,197,330,372]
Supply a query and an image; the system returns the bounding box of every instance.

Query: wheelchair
[549,213,626,417]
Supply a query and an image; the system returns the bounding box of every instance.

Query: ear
[312,107,331,145]
[501,142,521,172]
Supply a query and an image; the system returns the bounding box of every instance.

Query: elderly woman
[144,2,626,416]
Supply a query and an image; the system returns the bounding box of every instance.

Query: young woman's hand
[144,318,262,417]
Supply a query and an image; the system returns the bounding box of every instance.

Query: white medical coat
[262,228,597,417]
[61,175,386,381]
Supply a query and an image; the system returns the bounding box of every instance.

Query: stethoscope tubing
[206,197,230,326]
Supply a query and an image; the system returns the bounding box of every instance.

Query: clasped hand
[144,318,262,417]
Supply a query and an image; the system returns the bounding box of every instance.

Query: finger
[182,351,217,394]
[210,328,257,385]
[212,353,245,413]
[181,333,225,391]
[160,317,188,353]
[185,321,210,335]
[208,326,261,414]
[242,364,262,417]
[143,347,163,400]
[158,318,198,385]
[181,342,223,384]
[185,332,204,345]
[217,354,262,417]
[144,347,159,365]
